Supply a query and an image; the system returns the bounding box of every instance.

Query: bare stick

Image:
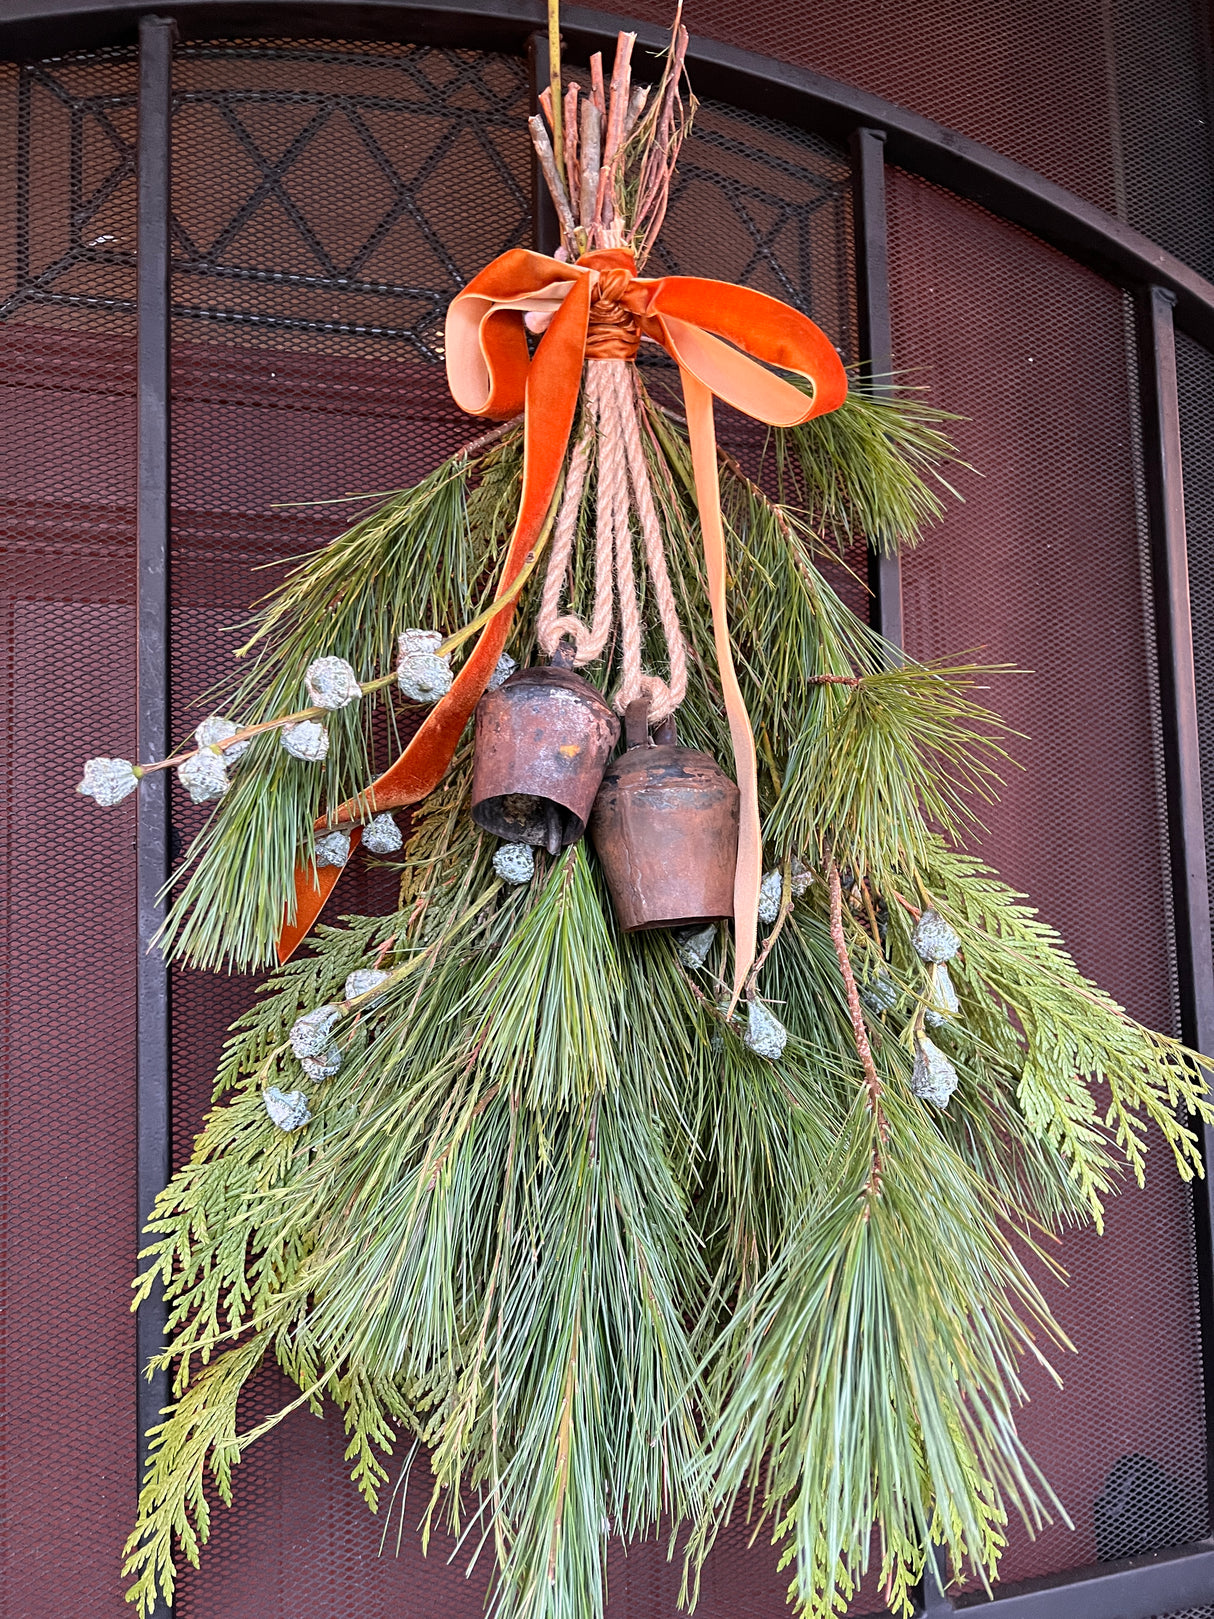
[528,115,578,244]
[596,31,635,229]
[604,32,636,163]
[563,82,581,212]
[590,50,606,115]
[579,96,602,232]
[827,857,887,1203]
[638,24,690,250]
[538,86,553,128]
[547,0,564,177]
[622,83,649,141]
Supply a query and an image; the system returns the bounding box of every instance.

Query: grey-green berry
[924,962,961,1027]
[861,968,900,1014]
[757,870,783,925]
[299,1044,342,1082]
[344,967,390,1005]
[361,813,402,854]
[314,829,351,869]
[398,629,453,704]
[486,652,517,691]
[493,842,535,885]
[912,1036,959,1106]
[264,1087,311,1131]
[289,1005,340,1059]
[912,909,961,962]
[177,748,229,804]
[195,714,250,762]
[281,720,329,762]
[305,655,362,710]
[676,923,717,971]
[78,757,139,806]
[745,1001,788,1061]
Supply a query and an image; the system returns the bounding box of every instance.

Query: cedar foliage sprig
[125,378,1214,1619]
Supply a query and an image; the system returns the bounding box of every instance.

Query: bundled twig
[528,14,689,260]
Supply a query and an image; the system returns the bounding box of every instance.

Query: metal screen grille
[888,167,1209,1591]
[622,0,1214,280]
[1177,332,1214,958]
[4,16,1213,1619]
[0,46,140,1619]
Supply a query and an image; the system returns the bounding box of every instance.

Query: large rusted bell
[589,704,740,931]
[471,655,620,854]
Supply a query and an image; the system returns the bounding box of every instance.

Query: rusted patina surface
[471,664,620,853]
[590,712,740,931]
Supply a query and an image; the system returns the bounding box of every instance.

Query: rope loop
[535,357,687,727]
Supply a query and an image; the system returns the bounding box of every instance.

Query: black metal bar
[945,1539,1214,1618]
[135,16,174,1616]
[918,1544,954,1616]
[1137,285,1214,1054]
[1136,281,1214,1534]
[15,65,30,287]
[5,2,1214,345]
[526,29,560,256]
[851,125,902,651]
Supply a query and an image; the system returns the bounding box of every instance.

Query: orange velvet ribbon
[277,248,847,992]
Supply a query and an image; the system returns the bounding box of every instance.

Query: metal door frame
[3,3,1213,1612]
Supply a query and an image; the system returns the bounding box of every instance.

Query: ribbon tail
[277,829,363,965]
[679,368,761,1011]
[275,277,592,963]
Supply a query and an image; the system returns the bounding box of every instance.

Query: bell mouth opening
[624,912,731,934]
[471,792,584,853]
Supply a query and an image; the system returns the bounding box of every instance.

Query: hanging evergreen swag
[78,14,1213,1619]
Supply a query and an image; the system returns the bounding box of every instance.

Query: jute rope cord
[536,355,688,724]
[531,24,690,726]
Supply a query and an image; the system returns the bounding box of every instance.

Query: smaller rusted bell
[471,651,621,854]
[589,703,740,931]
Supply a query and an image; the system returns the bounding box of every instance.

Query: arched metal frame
[3,4,1214,1615]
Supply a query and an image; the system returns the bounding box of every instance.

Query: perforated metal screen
[621,0,1214,282]
[0,45,140,1619]
[158,35,868,1619]
[888,169,1208,1589]
[2,15,1213,1619]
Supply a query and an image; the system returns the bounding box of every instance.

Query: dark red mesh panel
[0,48,139,1619]
[619,0,1214,280]
[888,168,1208,1589]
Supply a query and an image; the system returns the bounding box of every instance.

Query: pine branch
[157,430,524,972]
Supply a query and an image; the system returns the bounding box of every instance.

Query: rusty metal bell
[471,653,620,854]
[589,704,740,931]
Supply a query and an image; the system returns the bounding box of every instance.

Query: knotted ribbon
[278,247,847,995]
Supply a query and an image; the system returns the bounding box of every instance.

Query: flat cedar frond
[123,1337,267,1612]
[912,842,1214,1225]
